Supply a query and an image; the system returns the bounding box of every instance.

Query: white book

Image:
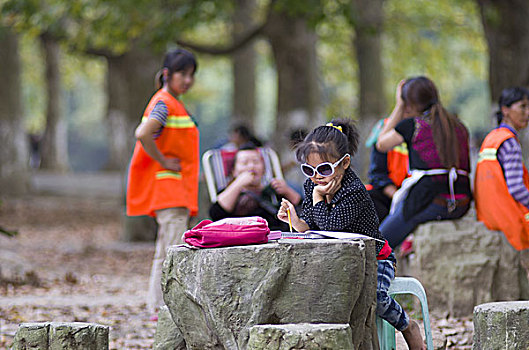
[307,231,385,243]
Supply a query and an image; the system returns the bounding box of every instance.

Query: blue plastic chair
[376,277,433,350]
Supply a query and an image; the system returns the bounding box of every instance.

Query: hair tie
[326,122,343,133]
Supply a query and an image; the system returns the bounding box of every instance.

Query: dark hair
[237,141,259,152]
[401,76,439,112]
[401,76,463,168]
[496,87,529,125]
[232,124,263,147]
[156,48,197,89]
[295,118,359,163]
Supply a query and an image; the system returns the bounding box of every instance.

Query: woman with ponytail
[377,77,471,249]
[126,48,199,317]
[475,87,529,252]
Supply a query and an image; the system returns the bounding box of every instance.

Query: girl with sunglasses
[277,118,426,350]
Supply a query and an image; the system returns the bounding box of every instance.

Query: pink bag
[183,216,270,248]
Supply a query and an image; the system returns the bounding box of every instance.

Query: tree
[39,33,69,171]
[0,26,29,194]
[232,0,257,128]
[103,47,160,171]
[263,6,323,155]
[476,0,529,102]
[350,0,386,122]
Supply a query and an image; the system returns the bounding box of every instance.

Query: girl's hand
[161,157,181,172]
[277,198,310,232]
[277,198,297,224]
[313,174,343,198]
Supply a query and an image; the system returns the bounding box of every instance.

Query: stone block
[162,239,378,350]
[408,209,529,317]
[473,301,529,349]
[247,323,353,350]
[153,306,185,350]
[11,322,108,350]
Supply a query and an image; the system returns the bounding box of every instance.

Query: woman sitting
[209,143,301,231]
[376,76,472,249]
[475,87,529,251]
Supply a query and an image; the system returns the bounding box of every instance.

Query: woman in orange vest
[126,48,199,316]
[475,87,529,252]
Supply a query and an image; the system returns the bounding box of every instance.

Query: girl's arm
[135,119,181,171]
[217,171,255,212]
[377,80,406,153]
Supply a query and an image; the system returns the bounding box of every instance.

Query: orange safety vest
[475,127,529,250]
[126,90,199,217]
[387,143,409,188]
[365,118,409,191]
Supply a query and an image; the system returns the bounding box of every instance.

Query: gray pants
[148,207,189,313]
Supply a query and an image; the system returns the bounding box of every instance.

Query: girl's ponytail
[328,118,359,156]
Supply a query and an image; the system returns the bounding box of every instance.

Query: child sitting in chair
[209,143,301,231]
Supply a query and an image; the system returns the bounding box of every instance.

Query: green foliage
[316,0,357,120]
[1,0,238,54]
[383,0,488,128]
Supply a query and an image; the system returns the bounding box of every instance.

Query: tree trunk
[477,0,529,160]
[351,0,386,122]
[39,33,69,171]
[232,0,257,129]
[476,0,529,102]
[0,27,29,194]
[350,0,386,179]
[264,10,323,158]
[104,47,160,171]
[103,46,160,242]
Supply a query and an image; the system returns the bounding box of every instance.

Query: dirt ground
[0,192,474,349]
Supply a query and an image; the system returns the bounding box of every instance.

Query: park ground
[1,172,474,349]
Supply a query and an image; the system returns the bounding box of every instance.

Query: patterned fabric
[497,124,529,210]
[394,114,471,219]
[376,257,409,331]
[300,168,387,254]
[148,100,168,139]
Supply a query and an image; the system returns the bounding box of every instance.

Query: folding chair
[376,277,434,350]
[202,147,284,203]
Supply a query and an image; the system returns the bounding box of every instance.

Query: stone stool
[473,301,529,349]
[247,323,353,350]
[12,322,109,350]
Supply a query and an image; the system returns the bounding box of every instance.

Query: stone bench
[161,239,378,350]
[473,301,529,349]
[11,322,109,350]
[407,208,529,317]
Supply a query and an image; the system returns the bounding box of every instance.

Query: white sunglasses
[300,153,350,177]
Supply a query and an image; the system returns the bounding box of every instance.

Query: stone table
[161,239,378,350]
